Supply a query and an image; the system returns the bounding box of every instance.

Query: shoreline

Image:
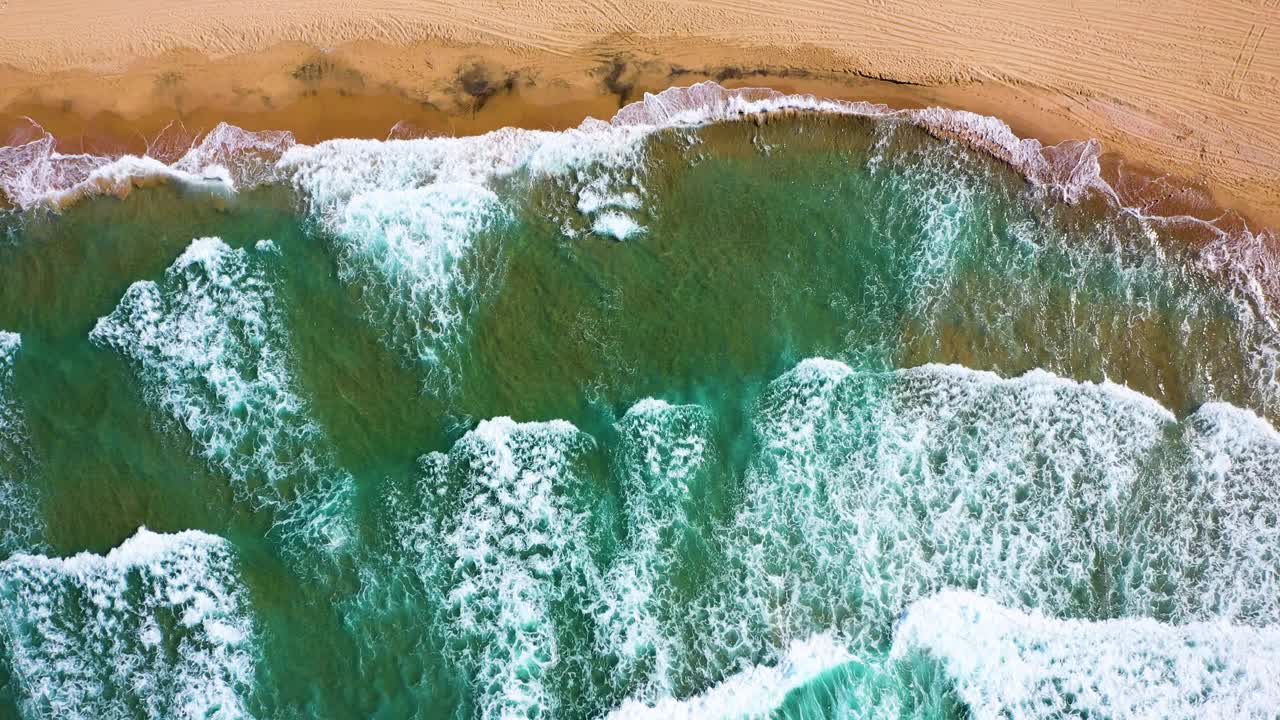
[2,0,1276,230]
[1,32,1277,232]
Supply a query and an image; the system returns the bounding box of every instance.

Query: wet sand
[0,2,1277,229]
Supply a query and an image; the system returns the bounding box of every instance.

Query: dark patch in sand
[850,70,924,87]
[599,57,637,107]
[154,71,183,90]
[715,66,746,82]
[292,61,324,83]
[664,64,817,83]
[456,63,518,112]
[718,65,814,81]
[153,71,187,115]
[292,57,366,97]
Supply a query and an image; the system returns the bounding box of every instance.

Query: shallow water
[0,104,1277,719]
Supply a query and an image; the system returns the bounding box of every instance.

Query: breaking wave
[0,528,257,720]
[89,237,354,559]
[0,121,293,211]
[895,590,1280,720]
[0,331,43,556]
[4,82,1271,324]
[347,358,1280,718]
[375,417,604,719]
[5,83,1265,238]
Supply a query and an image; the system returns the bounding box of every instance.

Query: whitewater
[0,83,1277,719]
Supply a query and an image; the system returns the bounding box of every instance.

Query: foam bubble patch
[0,122,293,210]
[1131,402,1280,625]
[596,399,714,701]
[895,590,1280,720]
[708,359,1195,666]
[90,238,353,557]
[0,528,257,720]
[329,182,504,373]
[591,212,645,241]
[415,417,603,720]
[609,634,853,720]
[0,330,44,556]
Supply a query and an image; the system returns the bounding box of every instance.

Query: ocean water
[0,84,1277,719]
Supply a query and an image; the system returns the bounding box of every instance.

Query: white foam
[576,175,646,240]
[0,330,43,556]
[704,359,1188,673]
[417,417,601,720]
[4,81,1113,219]
[0,331,19,439]
[280,121,652,215]
[894,590,1280,720]
[0,527,257,720]
[171,122,295,190]
[918,363,1176,422]
[685,353,1280,715]
[596,399,713,700]
[1135,401,1280,625]
[8,82,1269,330]
[0,331,18,366]
[608,633,852,720]
[43,155,235,208]
[90,237,297,491]
[0,122,293,210]
[281,119,654,377]
[592,211,645,241]
[577,180,642,215]
[0,132,114,210]
[353,359,1280,715]
[90,237,353,557]
[328,181,503,371]
[612,83,1108,203]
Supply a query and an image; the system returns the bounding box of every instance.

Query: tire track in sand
[1227,0,1276,99]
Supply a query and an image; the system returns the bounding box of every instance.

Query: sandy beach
[1,0,1277,227]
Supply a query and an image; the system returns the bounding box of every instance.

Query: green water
[0,112,1278,719]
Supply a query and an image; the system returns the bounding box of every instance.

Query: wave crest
[895,590,1280,720]
[0,120,293,210]
[0,528,257,720]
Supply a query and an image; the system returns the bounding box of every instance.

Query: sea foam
[0,528,257,720]
[324,182,504,376]
[604,359,1280,716]
[279,116,655,380]
[0,83,1093,212]
[695,358,1277,679]
[90,237,353,558]
[608,633,854,720]
[413,417,604,720]
[4,80,1269,263]
[0,330,44,556]
[1139,401,1280,624]
[5,85,1272,386]
[357,357,1280,717]
[596,399,714,701]
[592,211,645,241]
[895,590,1280,720]
[0,121,293,210]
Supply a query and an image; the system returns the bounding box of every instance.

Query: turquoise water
[0,91,1278,719]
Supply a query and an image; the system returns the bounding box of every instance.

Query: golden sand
[1,0,1277,226]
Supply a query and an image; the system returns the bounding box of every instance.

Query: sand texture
[0,0,1277,226]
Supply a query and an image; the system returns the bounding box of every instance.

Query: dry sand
[0,0,1277,227]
